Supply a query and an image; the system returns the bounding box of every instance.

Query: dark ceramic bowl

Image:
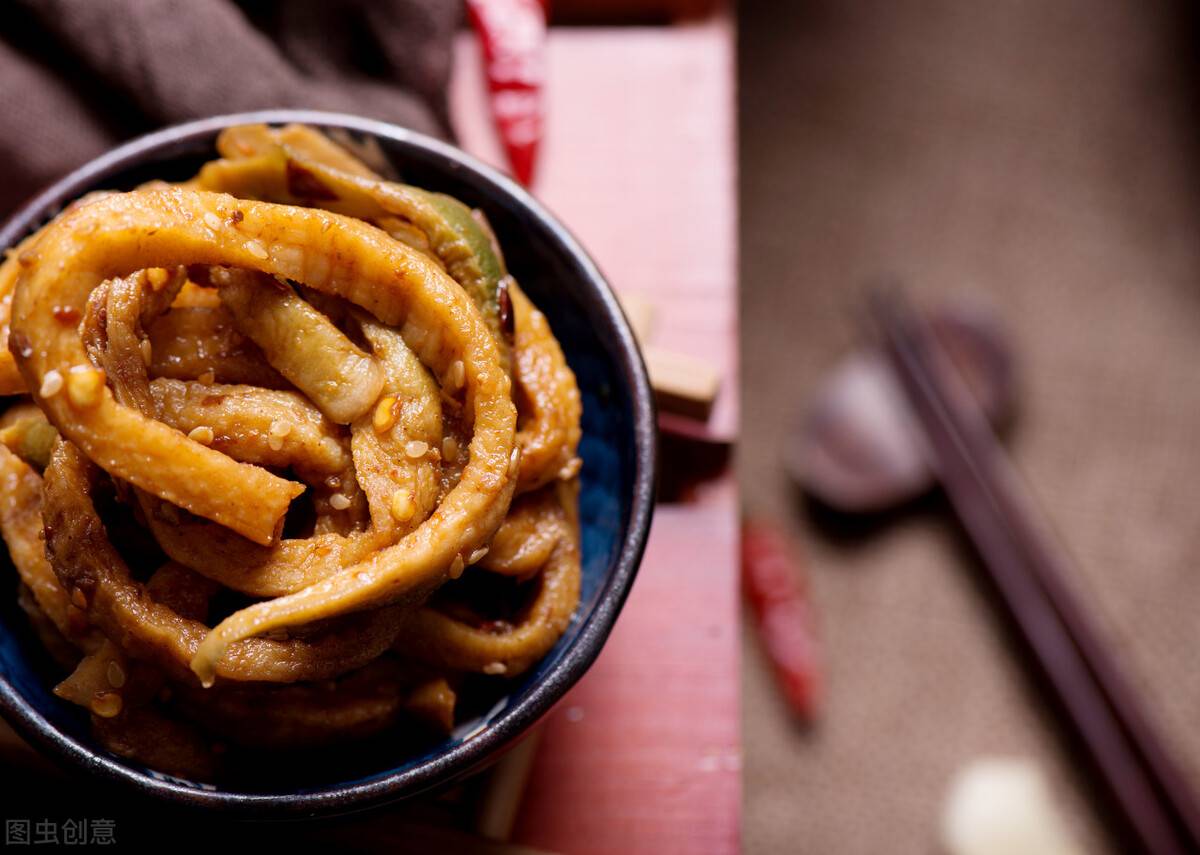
[0,111,655,816]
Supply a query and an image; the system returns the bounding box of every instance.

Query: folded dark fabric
[0,0,460,215]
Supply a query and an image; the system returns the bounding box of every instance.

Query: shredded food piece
[0,123,583,782]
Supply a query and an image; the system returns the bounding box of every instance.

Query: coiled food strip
[0,125,583,779]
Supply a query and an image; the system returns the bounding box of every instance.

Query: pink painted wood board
[451,18,741,854]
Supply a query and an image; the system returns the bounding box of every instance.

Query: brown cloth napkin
[0,0,460,215]
[741,1,1200,853]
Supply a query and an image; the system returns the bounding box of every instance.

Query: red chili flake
[741,518,822,721]
[52,305,80,325]
[200,395,226,407]
[8,330,31,357]
[229,209,245,225]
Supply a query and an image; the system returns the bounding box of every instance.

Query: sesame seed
[106,660,126,688]
[508,447,521,477]
[38,369,63,398]
[483,662,507,675]
[389,490,415,523]
[198,369,215,385]
[66,367,105,408]
[187,425,214,445]
[329,493,351,511]
[373,396,397,433]
[140,339,153,366]
[264,420,286,446]
[203,212,223,230]
[442,436,459,463]
[469,547,489,564]
[146,267,170,289]
[448,554,465,579]
[245,240,269,260]
[405,440,429,459]
[448,359,465,390]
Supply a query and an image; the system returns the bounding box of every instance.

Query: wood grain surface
[453,19,741,854]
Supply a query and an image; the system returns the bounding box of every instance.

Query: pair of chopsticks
[870,288,1200,855]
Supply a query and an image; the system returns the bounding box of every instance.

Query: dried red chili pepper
[741,518,822,721]
[466,0,547,186]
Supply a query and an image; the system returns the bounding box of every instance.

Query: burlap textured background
[740,2,1200,852]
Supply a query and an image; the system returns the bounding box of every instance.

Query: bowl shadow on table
[795,481,1147,852]
[656,430,730,503]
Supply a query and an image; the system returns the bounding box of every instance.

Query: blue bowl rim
[0,110,657,817]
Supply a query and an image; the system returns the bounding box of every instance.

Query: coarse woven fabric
[740,1,1200,853]
[0,0,459,216]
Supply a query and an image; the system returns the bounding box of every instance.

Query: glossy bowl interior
[0,111,655,815]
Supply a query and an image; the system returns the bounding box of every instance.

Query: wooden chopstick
[869,288,1200,855]
[892,297,1200,848]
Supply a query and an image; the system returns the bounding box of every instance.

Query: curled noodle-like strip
[2,124,584,777]
[196,126,582,494]
[0,442,91,647]
[42,438,409,683]
[13,188,518,684]
[510,283,583,492]
[397,480,582,677]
